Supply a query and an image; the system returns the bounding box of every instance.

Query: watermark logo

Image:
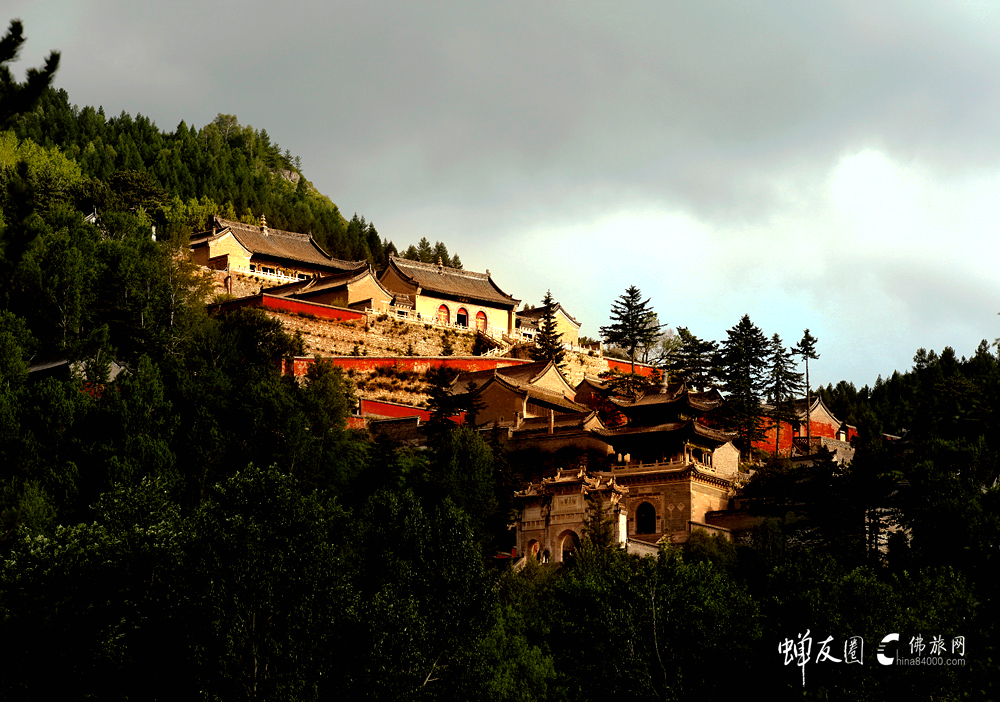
[877,633,899,666]
[781,631,965,685]
[778,631,864,686]
[843,636,864,665]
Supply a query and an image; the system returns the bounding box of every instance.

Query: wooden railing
[609,458,719,474]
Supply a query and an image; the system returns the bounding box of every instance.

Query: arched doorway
[437,304,450,325]
[557,530,580,562]
[636,502,656,534]
[527,540,540,559]
[456,307,469,327]
[476,310,487,332]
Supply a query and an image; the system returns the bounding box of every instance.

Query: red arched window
[456,307,469,327]
[476,311,487,332]
[437,304,450,325]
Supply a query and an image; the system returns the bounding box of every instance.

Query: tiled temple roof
[450,360,569,396]
[264,267,379,297]
[385,256,519,308]
[516,302,580,327]
[192,215,364,271]
[598,420,735,444]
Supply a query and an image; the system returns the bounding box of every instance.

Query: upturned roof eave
[387,256,520,308]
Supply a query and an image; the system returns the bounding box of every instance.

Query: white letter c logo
[877,633,899,666]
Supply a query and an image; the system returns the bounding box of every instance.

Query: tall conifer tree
[0,21,60,129]
[721,315,770,460]
[794,329,820,452]
[766,333,804,456]
[600,286,660,374]
[530,290,566,367]
[668,327,722,391]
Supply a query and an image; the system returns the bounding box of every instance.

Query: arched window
[437,304,450,325]
[456,307,469,327]
[636,502,656,534]
[476,310,487,332]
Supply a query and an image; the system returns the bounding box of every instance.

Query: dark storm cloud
[16,2,1000,202]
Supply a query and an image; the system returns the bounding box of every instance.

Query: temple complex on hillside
[186,214,862,560]
[446,373,745,559]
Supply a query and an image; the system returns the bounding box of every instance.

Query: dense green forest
[1,25,997,701]
[8,87,466,270]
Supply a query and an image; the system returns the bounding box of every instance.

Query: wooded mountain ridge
[0,47,995,698]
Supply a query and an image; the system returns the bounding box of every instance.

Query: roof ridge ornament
[260,214,268,235]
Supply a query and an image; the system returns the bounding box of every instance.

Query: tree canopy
[766,333,803,456]
[721,315,770,459]
[599,285,660,374]
[0,20,60,129]
[530,290,566,367]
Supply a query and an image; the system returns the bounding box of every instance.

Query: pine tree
[459,380,486,428]
[0,21,60,129]
[432,241,450,267]
[530,290,566,367]
[599,286,660,374]
[721,315,770,460]
[417,237,434,263]
[794,329,820,452]
[425,365,460,441]
[668,327,722,391]
[766,333,804,456]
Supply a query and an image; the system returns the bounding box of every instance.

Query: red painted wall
[756,419,798,456]
[209,294,365,321]
[282,355,533,377]
[754,417,858,455]
[605,358,657,377]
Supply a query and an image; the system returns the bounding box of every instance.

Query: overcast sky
[10,0,1000,388]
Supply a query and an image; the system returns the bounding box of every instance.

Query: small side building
[515,302,582,346]
[263,266,394,312]
[757,395,857,461]
[450,360,589,427]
